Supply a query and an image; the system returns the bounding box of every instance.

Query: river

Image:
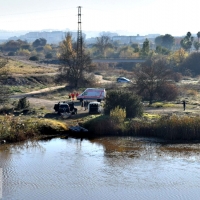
[0,137,200,200]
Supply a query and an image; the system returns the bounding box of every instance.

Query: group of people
[69,92,79,101]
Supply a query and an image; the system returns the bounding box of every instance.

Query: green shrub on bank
[104,90,143,118]
[84,115,125,136]
[0,115,68,142]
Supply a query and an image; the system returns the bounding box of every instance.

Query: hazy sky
[0,0,200,36]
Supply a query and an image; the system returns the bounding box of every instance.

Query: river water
[0,137,200,200]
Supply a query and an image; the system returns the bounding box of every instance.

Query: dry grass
[0,114,68,142]
[7,59,57,75]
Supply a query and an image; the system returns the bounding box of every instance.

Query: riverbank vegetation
[0,114,68,142]
[2,31,200,143]
[84,114,200,141]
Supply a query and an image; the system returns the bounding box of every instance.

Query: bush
[180,52,200,76]
[110,106,126,123]
[45,52,53,59]
[29,55,39,61]
[36,46,44,52]
[8,51,15,56]
[16,97,30,110]
[157,83,178,101]
[104,90,143,118]
[17,49,31,56]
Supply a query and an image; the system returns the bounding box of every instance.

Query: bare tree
[134,56,177,104]
[0,57,10,105]
[58,33,93,88]
[94,35,113,57]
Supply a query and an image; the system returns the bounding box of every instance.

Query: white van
[77,88,106,102]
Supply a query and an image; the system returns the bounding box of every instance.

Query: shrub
[180,52,200,76]
[0,115,68,142]
[84,115,121,136]
[17,49,31,56]
[16,97,30,110]
[29,55,39,61]
[157,83,178,101]
[36,46,44,52]
[8,51,15,56]
[45,52,53,59]
[104,90,143,118]
[110,106,126,123]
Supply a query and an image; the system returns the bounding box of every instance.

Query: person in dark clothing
[84,100,89,110]
[183,100,186,111]
[81,100,84,110]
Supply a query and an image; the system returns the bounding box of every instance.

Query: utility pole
[77,6,82,60]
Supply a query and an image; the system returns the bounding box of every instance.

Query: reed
[85,114,200,141]
[128,115,200,140]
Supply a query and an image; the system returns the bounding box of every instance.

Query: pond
[0,137,200,200]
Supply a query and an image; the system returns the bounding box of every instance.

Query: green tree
[193,41,200,52]
[155,36,163,46]
[140,38,150,58]
[134,56,177,104]
[0,57,10,105]
[180,32,194,52]
[58,33,93,88]
[155,45,170,55]
[162,34,175,50]
[104,90,143,118]
[93,35,113,57]
[32,38,47,47]
[180,52,200,76]
[197,32,200,43]
[155,34,175,50]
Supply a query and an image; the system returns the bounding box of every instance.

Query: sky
[0,0,200,37]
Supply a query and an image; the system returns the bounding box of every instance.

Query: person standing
[84,100,88,111]
[183,100,186,111]
[81,100,84,110]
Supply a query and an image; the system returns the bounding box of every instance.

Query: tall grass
[0,115,68,142]
[84,114,200,141]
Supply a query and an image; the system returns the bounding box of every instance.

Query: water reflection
[0,137,200,200]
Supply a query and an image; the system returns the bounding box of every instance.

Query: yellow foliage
[169,48,188,66]
[110,106,126,123]
[17,49,31,56]
[60,34,76,58]
[44,44,52,52]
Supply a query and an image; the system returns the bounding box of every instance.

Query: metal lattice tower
[77,6,82,59]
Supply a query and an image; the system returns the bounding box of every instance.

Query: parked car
[77,88,106,102]
[116,77,132,83]
[54,101,77,114]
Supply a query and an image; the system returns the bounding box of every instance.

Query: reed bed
[85,115,200,141]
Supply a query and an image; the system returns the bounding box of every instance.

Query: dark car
[54,101,77,114]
